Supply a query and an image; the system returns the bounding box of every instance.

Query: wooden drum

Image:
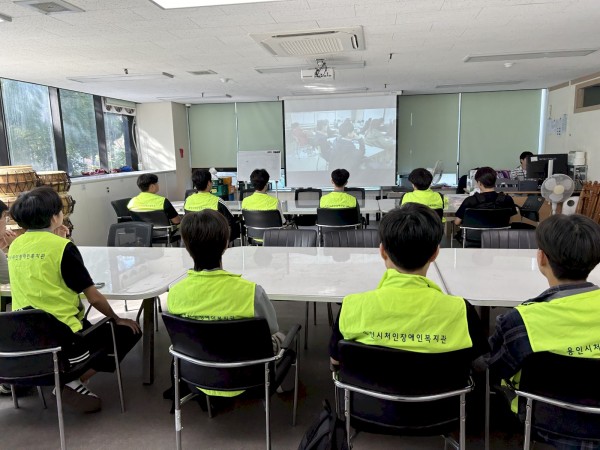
[59,193,76,216]
[0,165,39,196]
[0,195,18,226]
[37,171,71,193]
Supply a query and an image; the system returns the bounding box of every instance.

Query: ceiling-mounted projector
[300,68,335,80]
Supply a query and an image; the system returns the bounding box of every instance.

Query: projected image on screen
[284,96,397,188]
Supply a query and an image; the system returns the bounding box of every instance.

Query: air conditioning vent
[250,27,365,57]
[14,0,84,14]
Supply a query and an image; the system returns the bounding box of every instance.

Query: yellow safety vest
[167,269,256,397]
[8,231,84,332]
[505,290,600,412]
[339,269,472,352]
[127,192,166,211]
[184,192,219,212]
[241,192,279,211]
[401,189,447,222]
[320,192,357,209]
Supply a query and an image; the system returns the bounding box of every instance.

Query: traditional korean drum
[59,193,76,216]
[0,195,18,226]
[37,171,71,193]
[0,165,39,195]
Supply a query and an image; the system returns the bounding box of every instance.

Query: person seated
[0,200,17,284]
[167,210,285,397]
[241,168,285,216]
[482,214,600,449]
[127,173,180,225]
[510,151,534,180]
[330,120,364,173]
[319,168,361,223]
[184,169,239,242]
[454,166,517,227]
[329,203,487,368]
[400,168,448,221]
[7,187,141,413]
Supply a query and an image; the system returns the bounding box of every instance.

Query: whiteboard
[237,150,281,182]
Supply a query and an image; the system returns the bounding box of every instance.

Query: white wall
[546,79,600,181]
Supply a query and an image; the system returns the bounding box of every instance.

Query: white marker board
[237,150,281,182]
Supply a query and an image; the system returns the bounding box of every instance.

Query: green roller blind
[189,103,237,167]
[189,101,284,168]
[458,90,541,176]
[397,94,459,177]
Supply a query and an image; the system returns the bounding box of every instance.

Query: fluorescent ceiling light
[290,87,369,96]
[255,61,365,74]
[436,80,523,89]
[464,49,597,63]
[150,0,282,9]
[157,93,232,101]
[68,72,174,83]
[14,0,83,14]
[0,13,12,22]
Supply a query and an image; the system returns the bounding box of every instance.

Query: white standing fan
[540,174,575,215]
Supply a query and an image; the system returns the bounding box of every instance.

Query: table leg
[142,297,155,385]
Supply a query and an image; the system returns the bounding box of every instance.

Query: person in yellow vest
[167,209,285,398]
[329,202,487,368]
[128,173,181,225]
[319,168,361,222]
[7,187,141,413]
[241,168,283,213]
[0,200,16,284]
[400,168,448,222]
[483,214,600,449]
[185,169,239,242]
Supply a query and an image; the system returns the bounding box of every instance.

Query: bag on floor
[298,399,348,450]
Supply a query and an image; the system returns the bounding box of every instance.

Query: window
[574,78,600,113]
[104,112,133,170]
[60,90,100,176]
[1,79,57,171]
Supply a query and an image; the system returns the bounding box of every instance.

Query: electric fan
[540,174,575,215]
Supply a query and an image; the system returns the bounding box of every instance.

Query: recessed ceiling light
[14,0,83,14]
[188,70,217,75]
[464,49,597,63]
[68,72,174,83]
[150,0,282,9]
[435,80,523,89]
[157,93,232,101]
[0,13,12,22]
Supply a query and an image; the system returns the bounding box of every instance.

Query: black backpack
[298,400,349,450]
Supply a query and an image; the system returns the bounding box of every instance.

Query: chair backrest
[462,208,513,229]
[519,352,600,440]
[322,229,380,248]
[294,188,322,202]
[480,229,537,249]
[337,340,472,431]
[344,187,366,201]
[241,209,283,240]
[107,222,153,247]
[239,188,256,200]
[111,198,133,223]
[0,309,73,382]
[162,313,274,391]
[129,209,172,228]
[263,229,317,247]
[184,189,197,199]
[316,208,361,229]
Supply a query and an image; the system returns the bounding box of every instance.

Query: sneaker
[60,382,102,413]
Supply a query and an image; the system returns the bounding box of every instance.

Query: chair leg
[344,389,352,449]
[459,392,466,450]
[264,363,271,450]
[53,353,66,450]
[327,303,334,328]
[485,368,490,450]
[304,302,309,350]
[11,384,18,409]
[109,321,126,413]
[292,337,299,427]
[462,229,466,248]
[524,398,533,450]
[38,386,47,409]
[154,297,159,333]
[174,357,182,450]
[313,302,317,326]
[206,396,213,419]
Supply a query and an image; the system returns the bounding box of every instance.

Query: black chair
[480,229,537,249]
[129,210,181,247]
[111,198,133,223]
[322,229,380,248]
[263,229,317,349]
[334,340,474,449]
[460,208,513,248]
[184,189,196,199]
[0,310,125,450]
[162,314,301,450]
[107,222,153,248]
[240,188,256,201]
[518,195,545,222]
[513,352,600,449]
[241,209,283,245]
[294,188,322,226]
[344,187,368,224]
[316,208,361,244]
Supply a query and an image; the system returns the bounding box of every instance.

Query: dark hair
[474,167,497,188]
[250,169,270,191]
[520,151,534,161]
[536,214,600,281]
[10,187,63,230]
[331,169,350,187]
[137,173,158,192]
[339,120,354,137]
[379,203,442,271]
[181,210,230,271]
[0,200,8,214]
[191,169,211,191]
[408,168,433,190]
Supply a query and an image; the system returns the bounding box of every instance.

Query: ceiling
[0,0,599,104]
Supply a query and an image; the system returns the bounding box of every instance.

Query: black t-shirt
[455,191,517,220]
[61,242,94,294]
[163,199,179,221]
